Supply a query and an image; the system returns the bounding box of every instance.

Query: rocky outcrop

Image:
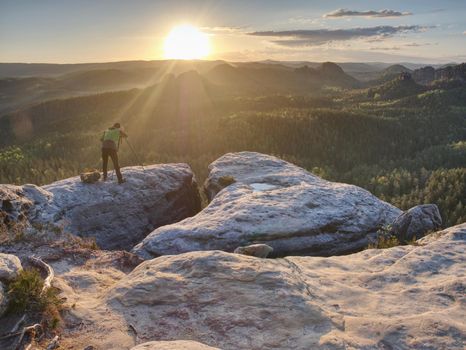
[412,66,435,85]
[0,164,201,250]
[109,223,466,350]
[131,341,220,350]
[133,152,401,258]
[0,185,40,224]
[234,243,273,258]
[391,204,442,241]
[435,63,466,82]
[108,251,339,349]
[367,73,424,100]
[413,63,466,85]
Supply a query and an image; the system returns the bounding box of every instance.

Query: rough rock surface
[234,243,273,258]
[133,152,401,258]
[0,164,201,250]
[109,223,466,350]
[0,185,37,224]
[391,204,442,241]
[131,340,220,350]
[0,253,22,282]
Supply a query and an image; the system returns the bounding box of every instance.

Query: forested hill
[0,62,465,226]
[0,61,359,115]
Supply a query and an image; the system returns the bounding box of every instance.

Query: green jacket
[101,128,122,150]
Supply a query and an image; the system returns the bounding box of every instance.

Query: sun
[163,25,211,59]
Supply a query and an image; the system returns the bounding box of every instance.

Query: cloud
[370,46,401,51]
[288,16,323,25]
[370,42,435,51]
[425,9,445,14]
[405,42,436,47]
[405,42,423,47]
[248,26,428,47]
[324,8,412,18]
[201,26,246,35]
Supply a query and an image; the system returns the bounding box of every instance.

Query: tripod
[125,138,145,172]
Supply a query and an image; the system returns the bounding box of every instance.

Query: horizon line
[0,58,460,66]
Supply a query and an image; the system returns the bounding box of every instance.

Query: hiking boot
[118,178,126,184]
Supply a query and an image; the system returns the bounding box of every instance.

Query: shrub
[63,234,100,250]
[7,268,62,316]
[0,219,28,244]
[368,225,420,249]
[368,235,401,249]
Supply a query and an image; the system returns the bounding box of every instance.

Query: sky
[1,0,465,63]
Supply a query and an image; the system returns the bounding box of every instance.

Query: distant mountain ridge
[0,60,224,78]
[1,59,465,117]
[0,61,360,115]
[0,60,455,79]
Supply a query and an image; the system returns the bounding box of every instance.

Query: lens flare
[163,25,210,59]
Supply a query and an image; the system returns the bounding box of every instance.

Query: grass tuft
[6,268,63,329]
[218,175,236,187]
[368,225,420,249]
[368,235,401,249]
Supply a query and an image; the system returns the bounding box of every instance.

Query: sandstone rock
[107,251,340,349]
[133,152,401,258]
[412,66,435,85]
[109,223,466,350]
[131,340,220,350]
[0,185,37,224]
[0,253,22,282]
[391,204,442,241]
[234,243,273,258]
[0,164,201,250]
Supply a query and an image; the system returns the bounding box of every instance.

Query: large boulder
[133,152,401,258]
[108,251,340,350]
[391,204,442,241]
[0,253,22,282]
[0,164,201,250]
[131,340,220,350]
[108,223,466,350]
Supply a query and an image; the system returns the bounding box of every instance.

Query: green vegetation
[368,235,401,249]
[369,234,420,249]
[7,269,61,319]
[367,73,424,100]
[0,218,27,244]
[218,175,236,187]
[368,225,420,249]
[0,68,465,227]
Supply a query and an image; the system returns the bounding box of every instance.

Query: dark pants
[102,148,123,182]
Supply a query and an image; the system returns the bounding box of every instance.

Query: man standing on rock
[101,123,127,184]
